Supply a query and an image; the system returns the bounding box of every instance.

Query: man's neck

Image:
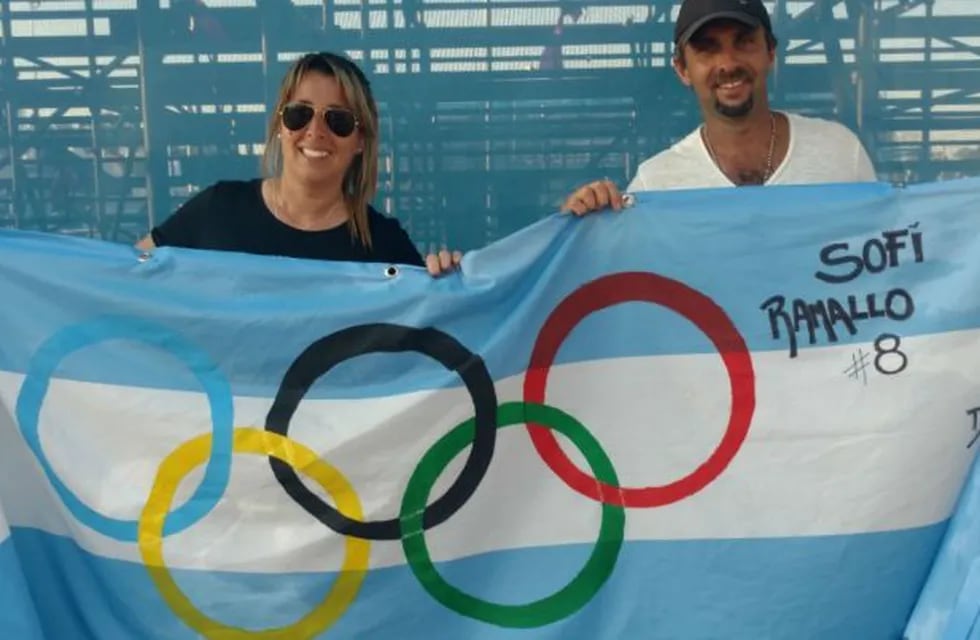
[700,105,784,186]
[702,107,774,153]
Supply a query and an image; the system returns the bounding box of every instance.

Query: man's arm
[854,140,878,182]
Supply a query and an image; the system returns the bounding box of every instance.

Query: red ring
[523,272,755,508]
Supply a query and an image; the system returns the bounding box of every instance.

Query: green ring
[399,401,625,628]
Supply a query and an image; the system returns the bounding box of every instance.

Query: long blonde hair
[262,52,379,248]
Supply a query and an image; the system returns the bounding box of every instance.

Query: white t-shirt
[626,112,876,192]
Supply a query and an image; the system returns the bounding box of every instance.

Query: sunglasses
[279,103,360,137]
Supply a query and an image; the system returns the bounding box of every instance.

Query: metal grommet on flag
[399,401,625,628]
[15,315,234,542]
[138,427,370,639]
[621,193,636,208]
[265,323,498,541]
[384,265,399,278]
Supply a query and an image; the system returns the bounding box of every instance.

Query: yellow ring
[137,427,370,639]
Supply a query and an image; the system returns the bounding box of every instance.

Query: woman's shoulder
[180,179,267,225]
[175,178,263,213]
[205,178,265,203]
[366,205,410,233]
[365,206,424,266]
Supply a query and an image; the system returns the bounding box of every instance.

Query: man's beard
[710,67,756,118]
[715,94,754,118]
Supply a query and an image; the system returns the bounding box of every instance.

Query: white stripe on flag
[0,328,977,572]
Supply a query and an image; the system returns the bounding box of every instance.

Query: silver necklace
[702,112,776,184]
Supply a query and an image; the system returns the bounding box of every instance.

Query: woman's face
[278,71,364,188]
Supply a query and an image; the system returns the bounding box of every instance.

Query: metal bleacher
[1,0,978,251]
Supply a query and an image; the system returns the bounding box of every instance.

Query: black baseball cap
[674,0,773,48]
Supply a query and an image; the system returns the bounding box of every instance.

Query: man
[562,0,876,215]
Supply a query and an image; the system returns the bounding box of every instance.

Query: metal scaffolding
[1,0,978,250]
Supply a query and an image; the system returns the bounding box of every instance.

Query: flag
[1,178,979,639]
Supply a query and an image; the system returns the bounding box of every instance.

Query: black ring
[265,323,497,540]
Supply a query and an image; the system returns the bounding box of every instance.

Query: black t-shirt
[150,179,425,266]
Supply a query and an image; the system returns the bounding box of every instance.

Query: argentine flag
[1,178,979,639]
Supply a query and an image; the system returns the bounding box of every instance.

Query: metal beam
[136,0,168,230]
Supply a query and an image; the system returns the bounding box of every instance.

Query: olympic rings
[400,401,625,628]
[523,272,755,508]
[15,316,233,542]
[138,427,369,639]
[265,323,497,541]
[18,269,755,634]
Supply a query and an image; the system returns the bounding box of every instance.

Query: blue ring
[15,316,233,542]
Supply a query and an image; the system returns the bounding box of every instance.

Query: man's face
[673,20,774,119]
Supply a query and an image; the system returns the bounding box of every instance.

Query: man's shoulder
[639,127,702,168]
[786,112,862,145]
[781,111,876,181]
[630,127,710,190]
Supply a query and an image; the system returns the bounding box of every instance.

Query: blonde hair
[262,52,379,248]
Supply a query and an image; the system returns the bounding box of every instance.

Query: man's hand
[561,179,625,216]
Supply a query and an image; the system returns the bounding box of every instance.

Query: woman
[137,51,460,276]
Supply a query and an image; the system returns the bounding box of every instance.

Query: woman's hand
[425,248,463,277]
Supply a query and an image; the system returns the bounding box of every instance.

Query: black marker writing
[815,224,924,284]
[873,334,907,375]
[760,289,915,358]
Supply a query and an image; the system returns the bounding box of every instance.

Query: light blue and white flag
[1,178,979,639]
